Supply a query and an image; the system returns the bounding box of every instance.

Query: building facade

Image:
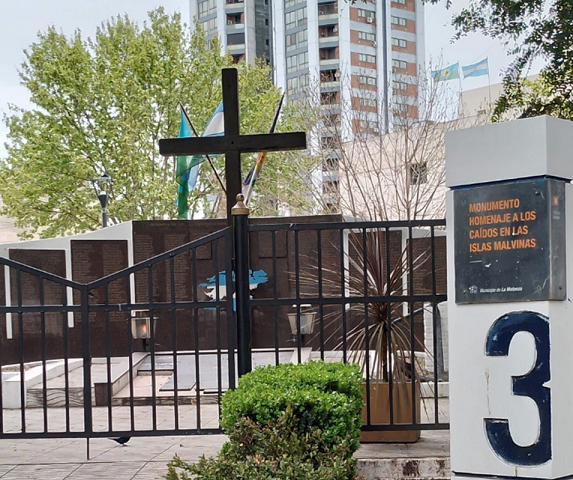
[190,0,426,211]
[189,0,272,64]
[273,0,425,132]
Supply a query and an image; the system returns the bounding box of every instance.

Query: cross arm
[159,132,306,157]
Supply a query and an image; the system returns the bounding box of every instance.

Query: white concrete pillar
[446,116,573,479]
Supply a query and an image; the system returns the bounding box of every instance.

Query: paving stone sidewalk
[0,402,450,479]
[0,431,450,479]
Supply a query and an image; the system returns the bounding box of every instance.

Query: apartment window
[391,16,407,26]
[360,119,379,130]
[199,0,217,18]
[320,47,337,60]
[286,51,309,73]
[394,103,408,113]
[392,59,408,70]
[324,112,340,126]
[359,75,376,85]
[358,8,375,20]
[321,136,336,149]
[393,0,407,4]
[392,37,407,48]
[285,7,308,29]
[285,0,305,7]
[318,2,338,15]
[321,92,339,106]
[410,163,428,185]
[323,156,339,171]
[323,180,340,194]
[359,97,377,108]
[286,29,308,51]
[359,53,376,63]
[227,13,243,25]
[287,73,309,92]
[393,81,408,91]
[205,18,217,36]
[358,31,376,42]
[198,1,208,18]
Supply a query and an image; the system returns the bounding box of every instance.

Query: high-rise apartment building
[190,0,272,64]
[190,0,425,211]
[190,1,424,125]
[273,0,425,210]
[273,0,425,133]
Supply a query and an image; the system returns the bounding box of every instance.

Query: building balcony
[318,3,338,15]
[321,103,341,113]
[319,35,339,47]
[226,22,245,31]
[227,43,246,54]
[225,0,244,13]
[318,15,339,26]
[319,58,340,68]
[320,80,340,93]
[322,169,340,182]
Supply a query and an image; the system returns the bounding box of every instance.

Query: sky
[0,0,539,158]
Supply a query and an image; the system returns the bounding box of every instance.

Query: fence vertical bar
[407,225,417,426]
[225,228,236,391]
[272,230,280,365]
[104,285,113,432]
[317,229,324,358]
[232,194,252,377]
[62,285,71,433]
[81,286,93,438]
[294,229,302,362]
[169,255,179,431]
[213,239,223,416]
[39,277,48,433]
[16,269,25,432]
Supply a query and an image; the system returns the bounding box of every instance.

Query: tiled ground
[0,403,450,479]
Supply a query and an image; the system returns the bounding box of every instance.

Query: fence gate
[0,227,235,440]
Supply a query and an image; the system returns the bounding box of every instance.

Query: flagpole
[179,102,226,194]
[243,93,285,205]
[486,59,492,112]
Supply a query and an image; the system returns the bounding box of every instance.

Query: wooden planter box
[360,381,421,443]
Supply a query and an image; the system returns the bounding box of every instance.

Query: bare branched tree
[288,65,486,221]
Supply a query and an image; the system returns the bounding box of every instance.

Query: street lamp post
[93,173,112,228]
[98,191,108,228]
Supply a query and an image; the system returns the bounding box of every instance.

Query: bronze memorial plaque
[454,177,566,304]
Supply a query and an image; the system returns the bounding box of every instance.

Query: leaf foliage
[1,8,318,239]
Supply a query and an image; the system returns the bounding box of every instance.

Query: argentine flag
[462,58,489,78]
[202,102,224,137]
[432,63,460,82]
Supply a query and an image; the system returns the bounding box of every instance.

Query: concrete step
[358,457,450,480]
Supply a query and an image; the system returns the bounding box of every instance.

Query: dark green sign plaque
[454,177,566,304]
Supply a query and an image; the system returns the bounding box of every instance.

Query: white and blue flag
[462,58,489,78]
[203,102,224,137]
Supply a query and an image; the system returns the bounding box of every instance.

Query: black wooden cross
[159,68,307,223]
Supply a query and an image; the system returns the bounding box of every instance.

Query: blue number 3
[485,311,551,466]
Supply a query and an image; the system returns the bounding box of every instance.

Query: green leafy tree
[1,8,318,239]
[429,0,573,121]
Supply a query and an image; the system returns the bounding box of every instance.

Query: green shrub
[165,361,364,480]
[166,408,358,480]
[220,361,363,454]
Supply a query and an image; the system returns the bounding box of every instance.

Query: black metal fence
[246,218,449,435]
[0,227,235,439]
[0,214,448,440]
